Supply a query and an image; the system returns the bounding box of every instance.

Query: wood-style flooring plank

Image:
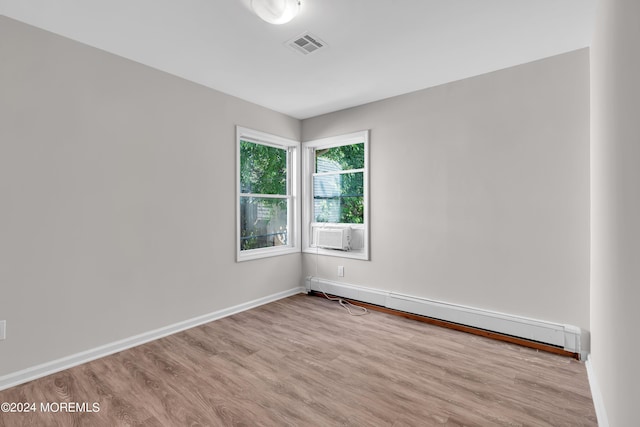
[0,294,597,426]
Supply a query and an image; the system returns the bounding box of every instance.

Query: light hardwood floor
[0,294,597,426]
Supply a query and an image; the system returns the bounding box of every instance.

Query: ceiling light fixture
[251,0,300,25]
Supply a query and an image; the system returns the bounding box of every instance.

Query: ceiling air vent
[286,32,327,55]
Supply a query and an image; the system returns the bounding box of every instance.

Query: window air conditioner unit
[315,227,351,250]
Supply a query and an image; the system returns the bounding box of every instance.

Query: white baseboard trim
[0,286,305,392]
[306,276,583,356]
[585,355,610,427]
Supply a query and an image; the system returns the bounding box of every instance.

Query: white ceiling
[0,0,597,119]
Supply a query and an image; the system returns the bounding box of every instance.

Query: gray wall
[591,0,640,424]
[302,49,591,332]
[0,17,301,376]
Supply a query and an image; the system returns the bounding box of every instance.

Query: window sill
[237,246,299,262]
[302,247,369,260]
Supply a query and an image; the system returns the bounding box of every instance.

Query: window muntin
[237,127,299,261]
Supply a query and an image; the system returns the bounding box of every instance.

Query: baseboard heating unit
[305,276,584,360]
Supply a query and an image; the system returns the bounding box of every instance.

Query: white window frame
[236,126,300,262]
[302,130,369,260]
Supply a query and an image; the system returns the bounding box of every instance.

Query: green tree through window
[314,143,364,224]
[239,140,289,251]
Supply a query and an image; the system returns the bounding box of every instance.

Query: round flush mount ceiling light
[251,0,300,25]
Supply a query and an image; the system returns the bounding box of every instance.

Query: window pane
[240,197,288,250]
[316,143,364,173]
[313,172,363,223]
[240,141,287,195]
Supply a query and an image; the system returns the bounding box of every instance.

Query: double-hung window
[303,130,369,260]
[236,127,299,261]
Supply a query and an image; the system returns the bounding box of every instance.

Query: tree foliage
[239,140,366,251]
[315,143,364,224]
[240,141,288,250]
[240,141,287,194]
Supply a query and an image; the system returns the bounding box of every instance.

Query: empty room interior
[0,0,638,426]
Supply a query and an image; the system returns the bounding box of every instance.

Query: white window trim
[302,130,369,260]
[236,126,300,262]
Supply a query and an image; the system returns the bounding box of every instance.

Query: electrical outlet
[338,266,344,277]
[0,320,5,340]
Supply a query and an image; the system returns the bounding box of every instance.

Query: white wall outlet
[338,266,344,277]
[0,320,6,340]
